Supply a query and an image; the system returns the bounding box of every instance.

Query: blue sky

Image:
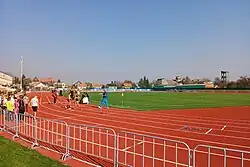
[1,0,250,84]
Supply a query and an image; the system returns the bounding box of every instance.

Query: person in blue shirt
[98,89,109,109]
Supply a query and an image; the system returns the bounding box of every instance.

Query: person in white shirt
[2,96,7,111]
[0,94,2,106]
[30,96,39,116]
[10,95,15,105]
[23,94,29,112]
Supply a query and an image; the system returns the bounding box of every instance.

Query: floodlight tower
[20,56,23,91]
[221,71,229,84]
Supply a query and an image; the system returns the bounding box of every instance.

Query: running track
[27,92,250,167]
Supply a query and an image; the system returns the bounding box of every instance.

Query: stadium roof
[0,71,14,77]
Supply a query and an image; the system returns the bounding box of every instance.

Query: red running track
[24,92,250,167]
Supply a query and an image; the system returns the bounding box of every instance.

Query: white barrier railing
[193,144,250,167]
[67,123,117,167]
[1,109,250,167]
[117,131,191,167]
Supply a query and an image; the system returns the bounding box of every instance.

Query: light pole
[20,56,23,92]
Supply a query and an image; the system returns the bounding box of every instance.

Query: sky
[1,0,250,84]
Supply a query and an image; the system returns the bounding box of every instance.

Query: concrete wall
[0,72,13,86]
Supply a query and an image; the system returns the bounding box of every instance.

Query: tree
[214,77,221,86]
[183,76,191,84]
[138,76,151,88]
[57,79,61,83]
[202,78,211,82]
[227,81,237,88]
[138,78,144,88]
[13,76,20,85]
[33,76,39,82]
[236,76,250,88]
[21,74,32,90]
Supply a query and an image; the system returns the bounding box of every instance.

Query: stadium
[1,1,250,167]
[1,69,250,167]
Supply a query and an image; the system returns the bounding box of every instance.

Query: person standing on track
[65,90,74,110]
[18,95,25,120]
[6,96,14,121]
[75,91,79,104]
[52,90,57,104]
[23,94,29,112]
[30,96,39,117]
[98,89,109,109]
[81,92,89,104]
[14,96,19,114]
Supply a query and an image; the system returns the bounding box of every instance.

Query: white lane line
[122,141,144,151]
[39,95,250,150]
[205,128,213,134]
[221,125,227,131]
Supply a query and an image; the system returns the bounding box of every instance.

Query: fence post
[1,110,6,131]
[61,124,71,160]
[114,131,118,167]
[31,113,39,148]
[12,112,19,139]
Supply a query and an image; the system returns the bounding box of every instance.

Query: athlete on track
[98,89,109,109]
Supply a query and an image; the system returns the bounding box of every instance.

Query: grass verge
[64,92,250,110]
[0,136,67,167]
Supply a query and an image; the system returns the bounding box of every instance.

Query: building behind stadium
[0,71,13,86]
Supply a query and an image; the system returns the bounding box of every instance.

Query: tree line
[12,74,250,90]
[214,76,250,89]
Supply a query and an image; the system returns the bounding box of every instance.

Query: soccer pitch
[84,92,250,111]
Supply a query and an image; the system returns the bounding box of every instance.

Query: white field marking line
[39,100,250,151]
[205,128,213,134]
[221,125,227,131]
[118,137,250,162]
[146,111,250,124]
[40,95,250,159]
[50,101,250,144]
[53,102,250,145]
[110,109,250,127]
[47,98,250,141]
[31,94,250,162]
[56,96,250,130]
[42,94,250,146]
[57,93,247,124]
[55,98,250,134]
[122,141,144,151]
[87,96,250,124]
[91,99,250,124]
[42,95,102,125]
[123,147,250,163]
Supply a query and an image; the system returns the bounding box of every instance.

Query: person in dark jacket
[18,95,25,120]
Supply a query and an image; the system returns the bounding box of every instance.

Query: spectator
[6,96,14,121]
[30,96,39,117]
[14,96,19,114]
[18,95,25,120]
[2,95,7,112]
[23,94,29,112]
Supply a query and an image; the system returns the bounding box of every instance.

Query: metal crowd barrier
[67,123,117,167]
[193,145,250,167]
[1,109,250,167]
[0,109,5,131]
[117,131,191,167]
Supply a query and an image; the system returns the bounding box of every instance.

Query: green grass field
[0,137,67,167]
[83,92,250,110]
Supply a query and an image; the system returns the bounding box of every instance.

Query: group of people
[64,90,90,110]
[0,92,29,120]
[64,89,109,110]
[0,88,109,120]
[0,91,40,120]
